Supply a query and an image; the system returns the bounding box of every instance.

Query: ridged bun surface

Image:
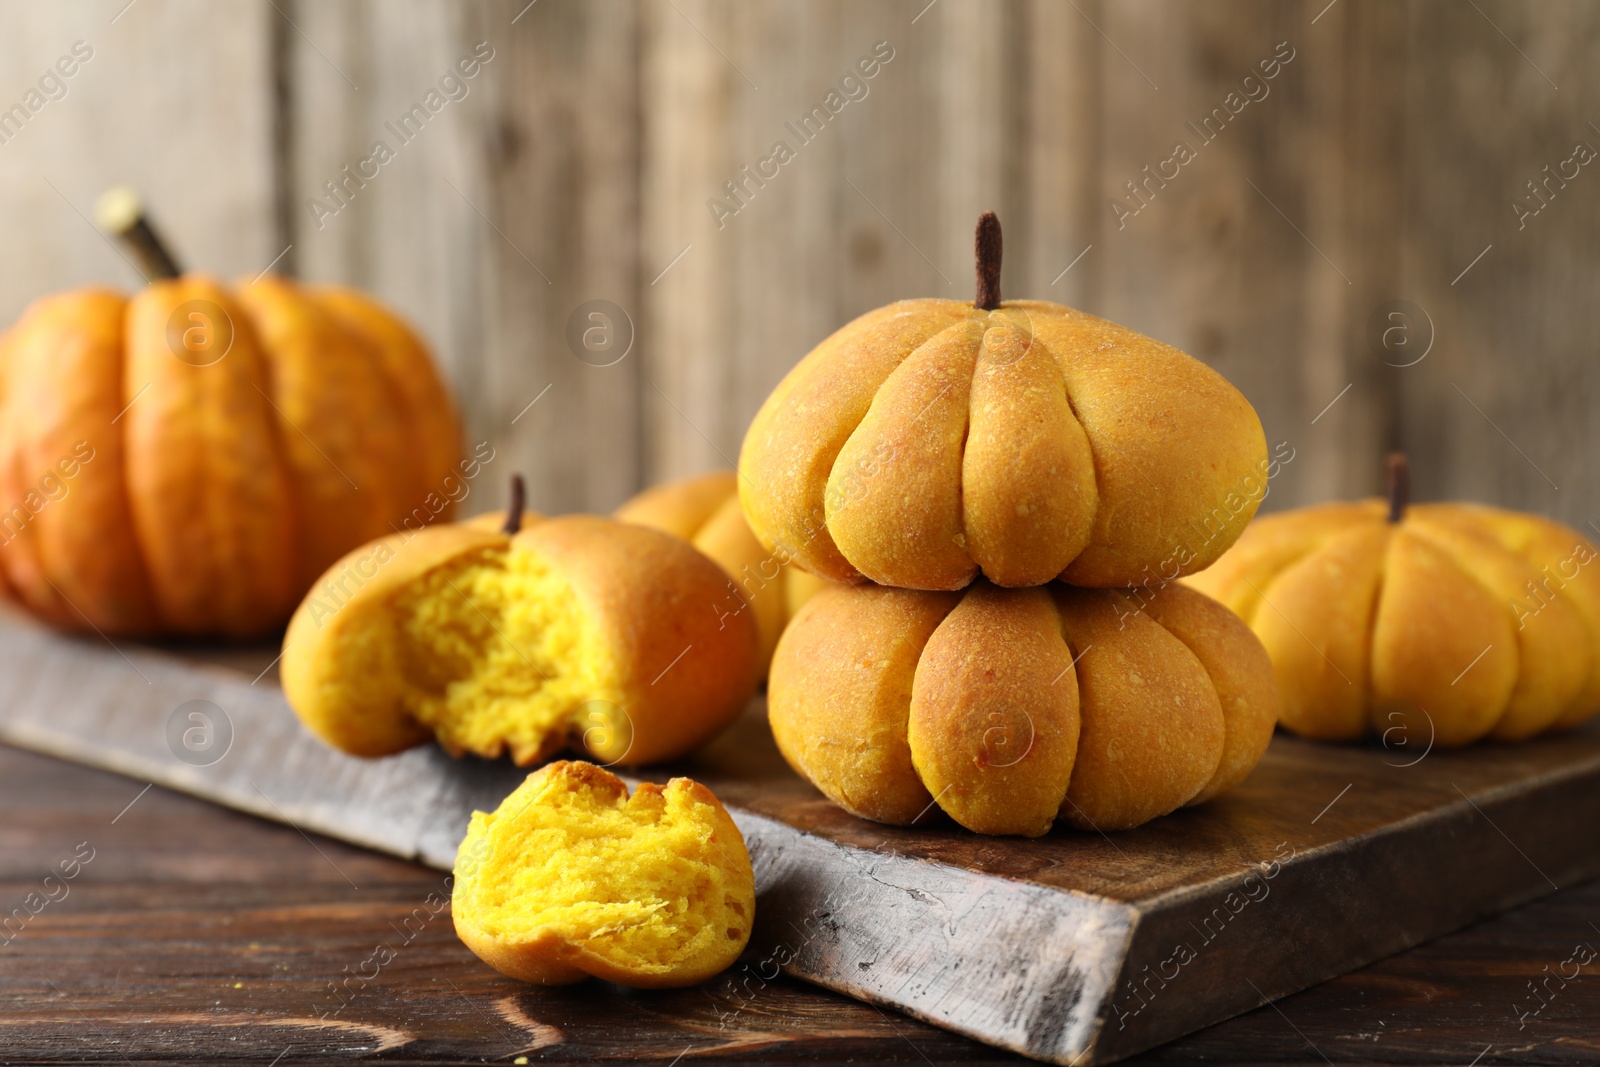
[768,579,1276,836]
[1185,501,1600,746]
[739,298,1268,591]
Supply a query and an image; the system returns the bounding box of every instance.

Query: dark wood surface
[4,606,1600,1063]
[680,700,1600,1063]
[3,741,1600,1066]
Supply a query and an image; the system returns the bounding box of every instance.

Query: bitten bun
[282,514,760,766]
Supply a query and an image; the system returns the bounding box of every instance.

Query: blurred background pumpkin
[0,190,461,637]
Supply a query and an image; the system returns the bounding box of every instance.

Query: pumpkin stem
[1386,452,1409,523]
[94,186,182,282]
[503,474,526,535]
[975,211,1002,311]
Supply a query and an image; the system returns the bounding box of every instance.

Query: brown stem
[503,474,526,535]
[975,211,1002,310]
[93,186,182,282]
[1386,453,1410,523]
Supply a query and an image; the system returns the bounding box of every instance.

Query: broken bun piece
[453,761,756,988]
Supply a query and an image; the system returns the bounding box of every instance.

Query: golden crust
[769,584,958,825]
[739,301,971,584]
[615,471,825,672]
[512,516,760,765]
[281,515,760,766]
[453,761,754,989]
[1446,505,1600,728]
[1134,582,1278,806]
[909,585,1080,836]
[1052,587,1225,831]
[1251,522,1388,741]
[614,470,739,538]
[1184,500,1600,746]
[739,299,1267,591]
[769,579,1274,837]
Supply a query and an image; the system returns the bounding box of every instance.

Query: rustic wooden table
[1,742,1595,1066]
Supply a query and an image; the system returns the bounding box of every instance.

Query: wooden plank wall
[0,0,1594,529]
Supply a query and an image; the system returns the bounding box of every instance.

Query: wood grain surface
[2,603,1600,1063]
[4,742,1600,1066]
[1,0,1596,526]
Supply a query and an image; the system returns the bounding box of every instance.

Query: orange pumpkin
[0,193,461,637]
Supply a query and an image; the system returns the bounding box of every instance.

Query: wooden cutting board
[1,604,1597,1065]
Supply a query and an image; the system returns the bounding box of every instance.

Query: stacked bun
[743,214,1279,837]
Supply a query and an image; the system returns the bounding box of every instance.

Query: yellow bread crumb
[453,761,755,988]
[395,546,622,763]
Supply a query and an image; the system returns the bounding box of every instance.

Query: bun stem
[504,474,526,535]
[1386,453,1410,523]
[975,211,1002,311]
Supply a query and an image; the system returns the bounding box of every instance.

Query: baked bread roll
[453,761,755,987]
[1185,458,1600,746]
[615,470,827,671]
[281,494,760,766]
[739,213,1267,591]
[768,578,1276,836]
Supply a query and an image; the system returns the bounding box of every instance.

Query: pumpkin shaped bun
[453,761,754,988]
[282,479,760,766]
[739,214,1268,592]
[768,578,1277,837]
[0,190,461,638]
[615,470,827,671]
[1185,455,1600,748]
